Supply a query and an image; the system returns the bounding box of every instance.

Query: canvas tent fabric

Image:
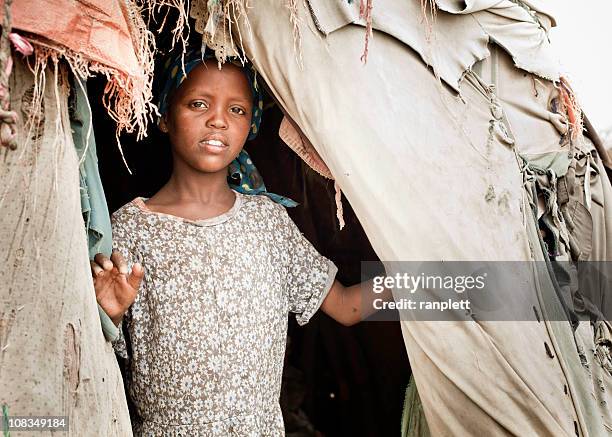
[0,2,151,434]
[300,0,559,92]
[402,43,612,435]
[0,58,132,435]
[231,0,611,435]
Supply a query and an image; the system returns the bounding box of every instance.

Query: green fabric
[70,76,113,259]
[97,304,120,342]
[520,151,573,259]
[521,150,571,178]
[401,376,430,437]
[2,403,9,437]
[70,75,117,342]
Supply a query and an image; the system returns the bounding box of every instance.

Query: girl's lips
[199,139,229,154]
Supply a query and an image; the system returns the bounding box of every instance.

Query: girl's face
[160,60,253,174]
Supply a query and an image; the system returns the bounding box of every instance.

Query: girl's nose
[206,105,228,130]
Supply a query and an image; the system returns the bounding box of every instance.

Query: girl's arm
[320,279,393,326]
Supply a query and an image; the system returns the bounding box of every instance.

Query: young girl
[91,48,386,435]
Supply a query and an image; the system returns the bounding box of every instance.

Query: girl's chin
[191,158,234,174]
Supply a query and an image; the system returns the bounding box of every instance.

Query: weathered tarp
[0,0,155,138]
[0,58,132,436]
[233,0,610,435]
[4,0,141,78]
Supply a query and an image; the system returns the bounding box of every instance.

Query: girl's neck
[159,164,233,205]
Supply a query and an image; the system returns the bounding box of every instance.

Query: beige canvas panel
[307,0,560,92]
[233,1,606,435]
[0,59,132,436]
[475,41,570,156]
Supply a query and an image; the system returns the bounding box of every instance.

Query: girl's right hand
[90,251,144,327]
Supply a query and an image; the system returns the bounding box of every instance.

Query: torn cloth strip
[69,75,113,260]
[69,75,119,343]
[278,116,345,227]
[307,0,560,92]
[477,40,612,430]
[3,0,144,76]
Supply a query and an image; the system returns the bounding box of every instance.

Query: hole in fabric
[544,342,554,358]
[63,323,81,407]
[533,306,541,322]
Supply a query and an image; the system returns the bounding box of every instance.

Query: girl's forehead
[179,61,253,98]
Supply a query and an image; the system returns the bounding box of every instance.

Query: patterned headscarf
[157,48,296,207]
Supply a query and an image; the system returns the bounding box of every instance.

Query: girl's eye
[230,107,246,115]
[191,101,207,109]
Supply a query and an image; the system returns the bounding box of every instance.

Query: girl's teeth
[206,140,223,146]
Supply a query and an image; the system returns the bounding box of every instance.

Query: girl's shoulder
[111,198,148,226]
[239,192,289,218]
[237,193,298,237]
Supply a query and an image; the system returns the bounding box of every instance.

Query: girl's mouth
[199,139,228,154]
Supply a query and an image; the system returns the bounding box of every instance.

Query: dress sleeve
[279,208,338,325]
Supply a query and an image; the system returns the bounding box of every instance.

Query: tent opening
[87,65,411,434]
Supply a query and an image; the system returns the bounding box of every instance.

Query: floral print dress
[111,191,337,436]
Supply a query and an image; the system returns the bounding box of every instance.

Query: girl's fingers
[110,250,128,275]
[127,263,145,291]
[94,253,113,271]
[90,260,104,277]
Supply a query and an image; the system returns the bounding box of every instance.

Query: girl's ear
[158,115,169,133]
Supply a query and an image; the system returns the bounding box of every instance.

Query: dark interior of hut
[86,12,410,436]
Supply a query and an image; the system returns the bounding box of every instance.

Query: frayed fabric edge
[26,37,157,174]
[21,0,157,149]
[334,180,345,230]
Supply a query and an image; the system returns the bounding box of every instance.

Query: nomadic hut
[1,1,611,435]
